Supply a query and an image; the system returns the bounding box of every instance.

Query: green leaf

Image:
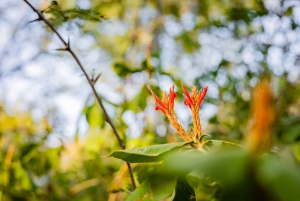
[20,143,39,158]
[84,100,105,129]
[282,124,300,142]
[21,150,52,176]
[108,142,192,163]
[112,62,140,77]
[203,140,242,150]
[284,7,293,16]
[44,2,104,29]
[164,148,249,188]
[126,180,154,201]
[148,175,177,200]
[186,171,221,201]
[293,143,300,163]
[134,163,162,184]
[257,156,300,201]
[127,85,147,113]
[126,176,177,201]
[173,179,195,201]
[175,31,200,53]
[12,162,33,191]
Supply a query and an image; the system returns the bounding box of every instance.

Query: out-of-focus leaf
[12,162,32,190]
[20,144,57,177]
[173,179,195,201]
[285,7,293,16]
[164,3,180,17]
[134,163,162,184]
[164,148,249,188]
[282,124,300,142]
[226,8,257,24]
[187,172,221,201]
[257,156,300,201]
[112,62,141,77]
[176,31,199,53]
[126,176,176,201]
[293,143,300,163]
[46,147,63,168]
[141,59,154,73]
[149,175,177,200]
[108,142,192,163]
[198,0,209,19]
[127,85,147,113]
[126,180,154,201]
[84,100,105,129]
[20,143,39,158]
[203,139,242,150]
[22,151,52,176]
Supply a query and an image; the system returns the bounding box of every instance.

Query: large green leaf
[163,148,249,188]
[282,124,300,142]
[203,140,242,150]
[134,163,162,184]
[257,156,300,201]
[108,142,192,163]
[148,175,177,200]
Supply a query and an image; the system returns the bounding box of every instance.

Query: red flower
[168,85,177,111]
[181,83,193,108]
[151,82,208,144]
[181,82,208,109]
[151,85,177,115]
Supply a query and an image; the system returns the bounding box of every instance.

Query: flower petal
[183,98,191,108]
[169,85,177,110]
[155,105,167,115]
[181,82,193,106]
[150,90,166,109]
[197,86,208,108]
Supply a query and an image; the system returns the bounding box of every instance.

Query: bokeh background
[1,0,300,200]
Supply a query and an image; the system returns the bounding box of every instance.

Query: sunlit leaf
[126,176,176,201]
[108,142,192,163]
[127,85,147,113]
[84,100,105,129]
[126,180,154,201]
[203,139,242,150]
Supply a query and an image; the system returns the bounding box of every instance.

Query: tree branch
[22,0,136,190]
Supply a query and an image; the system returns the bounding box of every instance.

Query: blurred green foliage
[1,0,300,200]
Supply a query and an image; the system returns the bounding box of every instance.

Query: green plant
[3,0,300,200]
[109,81,300,201]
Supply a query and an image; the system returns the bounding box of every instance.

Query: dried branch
[22,0,136,190]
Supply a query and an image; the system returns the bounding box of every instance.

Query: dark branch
[22,0,136,190]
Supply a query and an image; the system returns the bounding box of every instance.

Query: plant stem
[22,0,136,190]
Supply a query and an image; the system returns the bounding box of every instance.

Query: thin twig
[22,0,136,190]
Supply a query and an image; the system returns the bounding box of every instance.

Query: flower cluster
[151,83,208,144]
